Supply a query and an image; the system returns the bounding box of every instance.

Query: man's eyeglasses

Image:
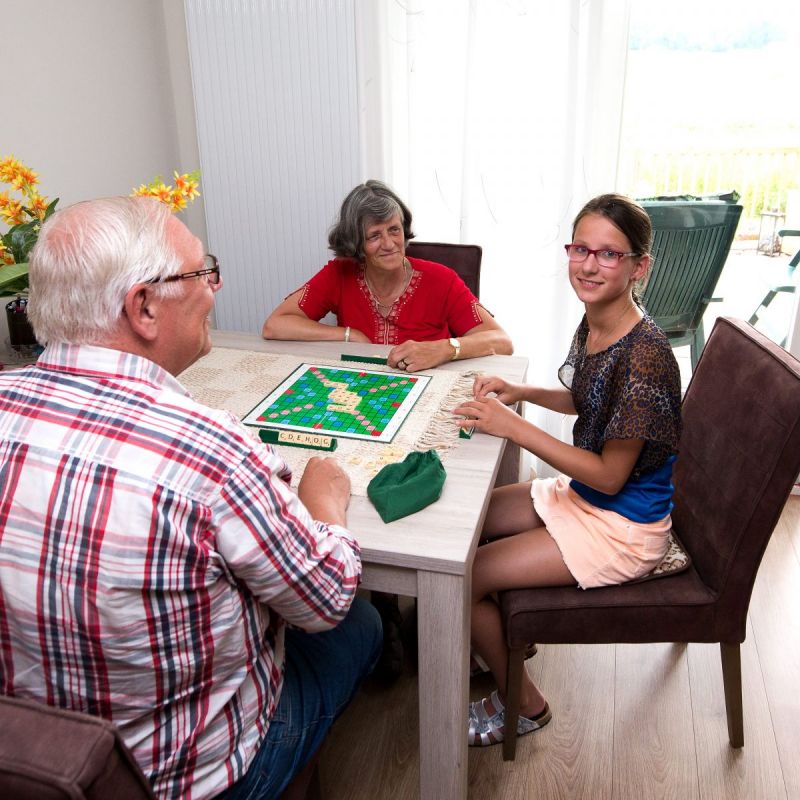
[564,244,638,269]
[149,254,221,285]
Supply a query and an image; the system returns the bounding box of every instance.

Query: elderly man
[0,197,381,800]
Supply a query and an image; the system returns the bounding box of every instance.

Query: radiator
[184,0,361,333]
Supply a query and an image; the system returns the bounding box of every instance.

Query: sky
[630,0,800,51]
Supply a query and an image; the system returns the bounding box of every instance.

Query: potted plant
[0,157,200,350]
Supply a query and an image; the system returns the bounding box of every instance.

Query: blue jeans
[217,597,382,799]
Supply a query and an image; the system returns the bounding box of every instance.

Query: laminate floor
[320,495,800,799]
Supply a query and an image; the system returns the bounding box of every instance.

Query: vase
[5,296,37,349]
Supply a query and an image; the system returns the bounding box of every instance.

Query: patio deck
[674,242,796,387]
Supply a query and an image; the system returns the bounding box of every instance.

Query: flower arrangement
[131,170,201,213]
[0,157,201,294]
[0,157,58,276]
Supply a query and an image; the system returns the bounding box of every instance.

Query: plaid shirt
[0,344,362,799]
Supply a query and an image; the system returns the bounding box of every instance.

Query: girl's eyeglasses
[564,244,637,269]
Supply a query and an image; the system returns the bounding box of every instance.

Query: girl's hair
[328,180,415,259]
[572,193,652,304]
[572,193,652,257]
[28,196,182,345]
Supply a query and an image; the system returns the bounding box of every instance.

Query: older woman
[262,180,513,371]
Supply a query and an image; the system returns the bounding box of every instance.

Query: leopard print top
[558,314,681,479]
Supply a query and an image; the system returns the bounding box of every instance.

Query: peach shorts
[532,475,672,590]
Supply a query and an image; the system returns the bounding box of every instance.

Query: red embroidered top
[296,256,484,345]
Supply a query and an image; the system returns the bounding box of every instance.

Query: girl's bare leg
[471,483,575,717]
[481,482,544,541]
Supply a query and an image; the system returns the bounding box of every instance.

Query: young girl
[453,193,682,747]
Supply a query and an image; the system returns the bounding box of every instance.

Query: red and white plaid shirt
[0,344,362,799]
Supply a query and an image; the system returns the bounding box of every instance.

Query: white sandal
[467,689,551,747]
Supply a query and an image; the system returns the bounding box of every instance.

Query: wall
[0,0,206,357]
[0,0,205,251]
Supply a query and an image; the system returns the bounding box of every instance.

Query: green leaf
[43,197,59,219]
[8,225,38,263]
[0,261,29,294]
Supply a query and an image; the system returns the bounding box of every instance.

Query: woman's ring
[398,359,407,369]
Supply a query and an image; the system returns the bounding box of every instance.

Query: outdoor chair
[748,228,799,348]
[639,200,742,368]
[0,694,155,799]
[405,241,482,298]
[498,316,800,761]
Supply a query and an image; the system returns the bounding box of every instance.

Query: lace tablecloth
[179,348,478,496]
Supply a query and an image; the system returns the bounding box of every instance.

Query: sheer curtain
[356,0,631,476]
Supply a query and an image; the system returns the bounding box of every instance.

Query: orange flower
[0,241,14,265]
[28,194,48,220]
[130,170,201,214]
[1,200,25,226]
[0,155,59,267]
[0,156,23,184]
[169,188,188,212]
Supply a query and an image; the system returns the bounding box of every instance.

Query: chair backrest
[639,201,742,336]
[0,694,155,799]
[405,240,482,298]
[671,317,800,642]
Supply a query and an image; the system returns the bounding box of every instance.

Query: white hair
[28,196,182,345]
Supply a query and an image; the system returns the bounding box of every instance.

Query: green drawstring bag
[367,449,446,523]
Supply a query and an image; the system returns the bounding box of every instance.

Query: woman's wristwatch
[449,337,461,361]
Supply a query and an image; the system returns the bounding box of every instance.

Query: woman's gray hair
[328,179,415,259]
[28,196,182,345]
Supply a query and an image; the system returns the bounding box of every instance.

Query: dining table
[183,330,529,800]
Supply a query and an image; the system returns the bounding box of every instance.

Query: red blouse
[296,256,484,345]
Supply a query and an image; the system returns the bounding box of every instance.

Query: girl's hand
[473,375,522,405]
[453,396,522,440]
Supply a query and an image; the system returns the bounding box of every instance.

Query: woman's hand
[388,339,452,372]
[472,375,523,405]
[452,396,523,440]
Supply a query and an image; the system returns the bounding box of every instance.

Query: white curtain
[356,0,631,476]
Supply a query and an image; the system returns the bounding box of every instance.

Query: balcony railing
[619,146,800,236]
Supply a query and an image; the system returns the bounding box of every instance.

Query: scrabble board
[242,363,431,443]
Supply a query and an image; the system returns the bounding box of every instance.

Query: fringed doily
[179,348,479,495]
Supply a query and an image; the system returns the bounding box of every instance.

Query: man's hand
[298,456,351,527]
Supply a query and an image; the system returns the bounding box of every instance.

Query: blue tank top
[569,456,676,523]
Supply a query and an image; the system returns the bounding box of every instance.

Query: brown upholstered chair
[499,317,800,760]
[0,694,155,799]
[405,240,482,298]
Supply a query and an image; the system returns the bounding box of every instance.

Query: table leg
[416,570,470,800]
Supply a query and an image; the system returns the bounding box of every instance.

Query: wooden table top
[196,331,529,577]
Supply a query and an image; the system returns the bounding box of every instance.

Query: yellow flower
[173,171,201,201]
[0,156,23,184]
[10,166,38,193]
[130,170,201,215]
[0,241,13,265]
[28,194,48,220]
[1,200,25,226]
[169,188,188,212]
[0,156,58,267]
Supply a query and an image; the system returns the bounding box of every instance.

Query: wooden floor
[320,495,800,799]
